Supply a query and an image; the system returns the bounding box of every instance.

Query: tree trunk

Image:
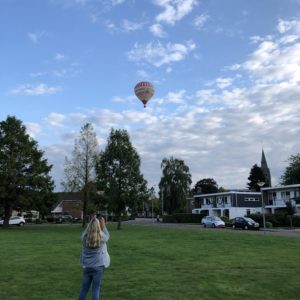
[289,215,293,229]
[117,212,122,230]
[82,188,88,227]
[3,203,11,228]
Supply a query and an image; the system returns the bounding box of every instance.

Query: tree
[285,200,296,229]
[159,157,192,214]
[192,178,218,195]
[247,164,266,191]
[96,129,148,229]
[281,153,300,185]
[61,123,99,226]
[0,116,54,228]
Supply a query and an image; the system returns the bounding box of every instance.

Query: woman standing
[78,216,110,300]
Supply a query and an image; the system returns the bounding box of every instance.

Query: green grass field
[0,224,300,300]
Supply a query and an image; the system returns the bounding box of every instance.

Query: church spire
[261,149,271,187]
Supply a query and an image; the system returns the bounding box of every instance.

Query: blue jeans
[78,266,105,300]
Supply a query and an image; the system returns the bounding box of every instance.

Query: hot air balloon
[134,81,155,108]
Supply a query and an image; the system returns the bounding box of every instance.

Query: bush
[266,221,273,228]
[162,213,206,223]
[220,216,232,227]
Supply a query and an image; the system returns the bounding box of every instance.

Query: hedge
[162,213,206,223]
[248,213,300,227]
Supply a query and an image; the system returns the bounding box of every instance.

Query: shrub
[220,216,232,227]
[266,221,273,228]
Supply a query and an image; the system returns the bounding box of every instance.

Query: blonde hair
[85,217,102,248]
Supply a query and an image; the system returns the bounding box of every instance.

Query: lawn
[0,224,300,300]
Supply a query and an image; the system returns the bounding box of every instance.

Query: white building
[261,184,300,215]
[192,191,262,219]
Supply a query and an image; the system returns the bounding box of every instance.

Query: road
[124,218,300,238]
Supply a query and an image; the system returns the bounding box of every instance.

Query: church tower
[261,149,271,187]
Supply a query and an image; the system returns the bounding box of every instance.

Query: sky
[1,0,300,192]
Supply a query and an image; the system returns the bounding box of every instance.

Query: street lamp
[258,181,266,232]
[160,186,164,217]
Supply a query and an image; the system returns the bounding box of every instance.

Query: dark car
[232,217,259,230]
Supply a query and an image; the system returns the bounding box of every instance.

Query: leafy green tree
[96,129,148,229]
[0,116,54,227]
[192,178,219,195]
[281,153,300,185]
[247,164,266,191]
[159,157,192,214]
[61,123,99,226]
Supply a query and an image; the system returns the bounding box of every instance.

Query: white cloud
[10,84,62,96]
[215,77,233,89]
[154,0,198,25]
[122,19,144,32]
[110,0,125,5]
[52,66,81,78]
[29,72,46,78]
[55,53,66,60]
[277,18,300,34]
[27,32,45,44]
[193,13,209,29]
[128,40,196,67]
[25,122,42,138]
[240,38,300,84]
[165,90,187,104]
[45,112,66,127]
[105,20,117,30]
[149,23,167,38]
[136,69,150,78]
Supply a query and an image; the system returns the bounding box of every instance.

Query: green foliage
[192,178,219,195]
[247,164,266,191]
[281,153,300,184]
[248,213,300,228]
[0,116,55,227]
[162,213,205,223]
[220,216,232,227]
[159,156,192,214]
[266,221,273,228]
[96,129,148,229]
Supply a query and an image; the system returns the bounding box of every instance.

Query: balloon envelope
[134,81,155,107]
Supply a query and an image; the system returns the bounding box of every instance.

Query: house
[261,184,300,215]
[192,191,262,219]
[51,192,83,219]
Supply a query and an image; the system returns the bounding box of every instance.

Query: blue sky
[1,0,300,191]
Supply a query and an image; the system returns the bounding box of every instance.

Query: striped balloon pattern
[134,82,155,108]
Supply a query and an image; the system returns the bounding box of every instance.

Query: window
[246,209,251,216]
[244,197,259,201]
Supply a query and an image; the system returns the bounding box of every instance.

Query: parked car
[0,216,26,226]
[55,213,73,223]
[201,216,225,228]
[231,217,259,230]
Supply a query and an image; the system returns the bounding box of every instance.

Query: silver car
[202,216,225,228]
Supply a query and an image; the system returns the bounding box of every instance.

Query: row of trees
[1,115,300,228]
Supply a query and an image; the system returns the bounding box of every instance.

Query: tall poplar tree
[0,116,54,227]
[61,123,99,226]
